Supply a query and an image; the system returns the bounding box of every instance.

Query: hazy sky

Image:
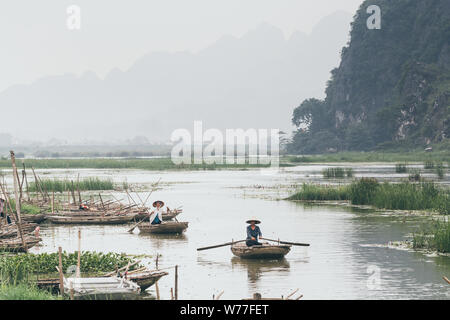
[0,0,363,92]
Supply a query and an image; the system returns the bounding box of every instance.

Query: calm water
[19,164,450,299]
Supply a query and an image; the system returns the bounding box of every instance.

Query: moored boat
[63,276,141,300]
[231,242,291,259]
[46,214,134,225]
[138,221,189,234]
[22,214,47,224]
[0,236,41,252]
[127,270,169,290]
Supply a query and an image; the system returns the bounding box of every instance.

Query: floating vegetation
[0,251,140,283]
[408,169,421,182]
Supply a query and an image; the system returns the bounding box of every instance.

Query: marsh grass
[288,184,350,201]
[395,163,408,173]
[29,177,114,193]
[322,167,354,178]
[289,178,449,214]
[413,221,450,253]
[435,163,445,179]
[0,283,59,300]
[0,158,274,171]
[8,200,41,215]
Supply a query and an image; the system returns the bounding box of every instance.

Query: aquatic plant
[435,163,445,180]
[0,251,141,283]
[424,160,435,169]
[395,163,408,173]
[288,184,350,201]
[28,177,114,193]
[0,283,59,300]
[413,221,450,253]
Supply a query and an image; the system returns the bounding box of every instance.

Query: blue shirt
[246,225,262,240]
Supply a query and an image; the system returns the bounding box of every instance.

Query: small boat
[63,276,141,300]
[46,214,134,225]
[22,214,47,224]
[0,223,38,239]
[0,236,41,252]
[134,209,183,221]
[127,270,169,290]
[231,242,291,259]
[138,221,189,234]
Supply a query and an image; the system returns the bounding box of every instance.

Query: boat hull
[134,209,182,222]
[231,243,291,259]
[138,221,189,234]
[46,215,134,225]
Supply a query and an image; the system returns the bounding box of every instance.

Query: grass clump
[29,177,114,193]
[288,184,350,201]
[289,178,449,214]
[413,221,450,253]
[322,167,354,178]
[395,163,408,173]
[0,283,59,300]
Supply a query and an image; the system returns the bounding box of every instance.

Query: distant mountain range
[0,11,353,143]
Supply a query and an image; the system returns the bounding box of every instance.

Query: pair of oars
[197,238,310,251]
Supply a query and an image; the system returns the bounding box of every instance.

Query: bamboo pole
[51,192,55,214]
[174,265,178,300]
[155,253,160,300]
[10,151,27,252]
[76,229,81,278]
[71,181,76,205]
[77,174,82,204]
[58,247,64,295]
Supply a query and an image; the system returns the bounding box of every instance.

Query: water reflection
[231,257,290,284]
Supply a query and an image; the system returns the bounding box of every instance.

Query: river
[19,164,450,299]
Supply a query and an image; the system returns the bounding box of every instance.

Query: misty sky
[0,0,363,93]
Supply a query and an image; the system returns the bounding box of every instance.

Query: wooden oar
[197,240,246,251]
[260,237,310,247]
[444,276,450,285]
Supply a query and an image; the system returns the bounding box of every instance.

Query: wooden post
[174,265,178,300]
[170,288,174,300]
[99,193,105,217]
[77,174,81,204]
[58,246,64,296]
[70,181,76,204]
[10,151,27,252]
[76,229,81,278]
[154,252,160,300]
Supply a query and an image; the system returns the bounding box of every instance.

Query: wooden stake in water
[175,265,179,300]
[58,246,64,295]
[76,229,81,278]
[10,151,27,252]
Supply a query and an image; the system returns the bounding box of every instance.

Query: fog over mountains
[0,11,352,144]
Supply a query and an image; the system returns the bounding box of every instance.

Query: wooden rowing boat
[0,236,41,252]
[134,209,183,222]
[21,214,47,224]
[0,223,38,239]
[46,214,134,225]
[138,221,189,234]
[36,270,169,292]
[63,276,141,300]
[231,242,291,259]
[128,270,169,290]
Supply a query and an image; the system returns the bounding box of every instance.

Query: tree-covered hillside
[289,0,450,154]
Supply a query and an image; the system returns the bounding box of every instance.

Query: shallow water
[20,164,450,299]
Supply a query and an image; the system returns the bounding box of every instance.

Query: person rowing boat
[149,200,164,225]
[246,217,262,247]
